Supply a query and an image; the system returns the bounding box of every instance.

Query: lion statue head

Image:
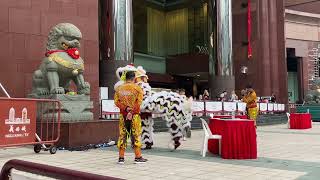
[46,23,82,51]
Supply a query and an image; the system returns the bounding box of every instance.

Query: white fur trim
[123,65,137,72]
[183,97,193,112]
[114,81,124,90]
[115,67,123,80]
[115,65,138,80]
[168,140,175,150]
[136,66,148,79]
[137,66,146,75]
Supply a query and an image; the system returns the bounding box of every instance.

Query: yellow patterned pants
[248,107,258,126]
[117,114,142,150]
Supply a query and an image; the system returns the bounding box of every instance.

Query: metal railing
[0,159,123,180]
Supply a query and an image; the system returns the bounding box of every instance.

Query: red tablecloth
[208,118,257,159]
[213,115,247,119]
[290,113,312,129]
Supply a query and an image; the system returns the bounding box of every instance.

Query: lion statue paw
[50,87,65,94]
[36,88,50,95]
[78,82,90,95]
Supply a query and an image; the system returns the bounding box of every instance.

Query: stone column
[258,0,271,95]
[256,0,287,103]
[208,0,235,98]
[99,0,133,98]
[114,0,133,61]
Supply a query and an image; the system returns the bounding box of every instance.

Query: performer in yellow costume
[114,70,147,164]
[243,85,258,127]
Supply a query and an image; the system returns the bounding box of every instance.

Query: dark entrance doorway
[287,48,304,103]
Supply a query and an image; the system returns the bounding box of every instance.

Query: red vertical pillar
[257,0,272,96]
[256,0,287,103]
[99,0,132,98]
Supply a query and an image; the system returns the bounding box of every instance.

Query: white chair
[286,112,290,128]
[200,118,222,157]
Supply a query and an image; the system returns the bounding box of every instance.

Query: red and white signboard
[237,102,247,112]
[259,103,268,112]
[273,103,278,111]
[206,101,223,112]
[223,102,237,112]
[0,100,36,145]
[102,100,120,114]
[192,101,205,113]
[268,103,274,111]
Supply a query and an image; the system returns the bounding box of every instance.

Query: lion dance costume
[243,89,258,126]
[115,65,193,150]
[114,68,144,161]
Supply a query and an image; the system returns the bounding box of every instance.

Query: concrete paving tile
[244,174,273,180]
[269,177,293,180]
[0,123,320,179]
[277,172,307,178]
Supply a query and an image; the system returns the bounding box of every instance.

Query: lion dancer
[135,67,154,149]
[243,85,258,127]
[114,70,147,164]
[134,66,192,150]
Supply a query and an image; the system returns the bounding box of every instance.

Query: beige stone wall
[285,22,319,41]
[285,9,320,41]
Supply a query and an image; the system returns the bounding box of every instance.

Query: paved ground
[1,123,320,180]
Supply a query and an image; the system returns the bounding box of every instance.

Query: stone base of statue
[28,94,93,122]
[36,119,119,148]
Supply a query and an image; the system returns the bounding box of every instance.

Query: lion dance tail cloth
[138,81,155,149]
[140,112,154,149]
[140,83,193,150]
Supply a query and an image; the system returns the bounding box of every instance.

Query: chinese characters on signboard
[5,107,30,138]
[0,100,36,146]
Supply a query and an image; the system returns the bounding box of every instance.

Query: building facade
[285,1,320,103]
[0,0,318,118]
[100,0,288,103]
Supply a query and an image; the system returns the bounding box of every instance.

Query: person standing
[230,90,239,102]
[220,91,228,101]
[203,89,210,100]
[179,89,187,99]
[114,71,147,164]
[242,85,258,127]
[240,89,246,100]
[270,92,276,103]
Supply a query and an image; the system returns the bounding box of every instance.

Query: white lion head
[114,64,138,90]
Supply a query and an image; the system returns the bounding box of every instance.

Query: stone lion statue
[31,23,90,96]
[305,79,320,104]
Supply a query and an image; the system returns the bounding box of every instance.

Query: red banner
[0,100,36,145]
[247,0,252,59]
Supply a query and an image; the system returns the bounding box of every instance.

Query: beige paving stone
[0,123,319,179]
